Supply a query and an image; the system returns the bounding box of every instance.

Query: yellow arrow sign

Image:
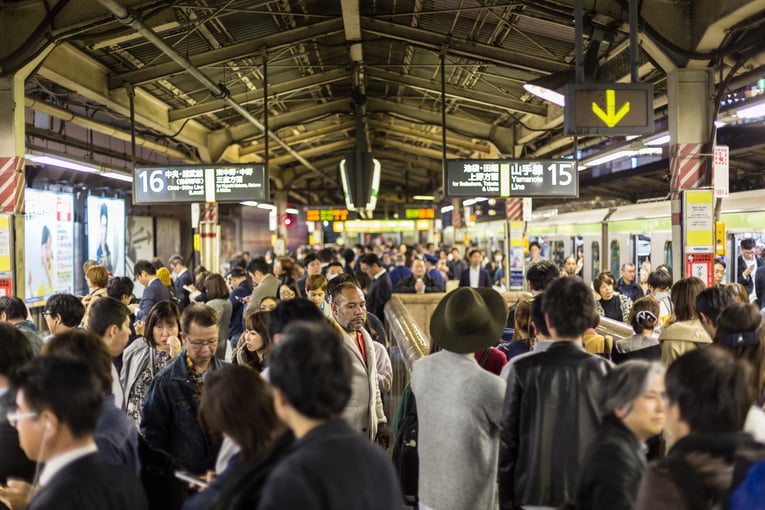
[592,89,630,128]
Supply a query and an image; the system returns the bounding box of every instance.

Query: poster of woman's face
[24,189,74,306]
[87,196,126,276]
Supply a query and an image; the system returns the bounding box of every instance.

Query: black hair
[327,261,344,271]
[740,238,756,250]
[714,257,727,269]
[228,267,247,279]
[529,241,541,250]
[342,248,355,264]
[86,297,130,337]
[144,301,182,348]
[99,203,108,221]
[0,296,29,321]
[526,260,559,292]
[246,258,271,276]
[133,259,156,276]
[318,248,335,263]
[359,253,381,267]
[541,277,594,338]
[695,287,736,327]
[468,248,481,258]
[151,257,165,271]
[43,329,113,397]
[181,304,219,334]
[269,321,351,419]
[44,294,85,327]
[302,253,319,267]
[0,323,34,378]
[12,356,102,438]
[647,269,673,290]
[107,276,134,301]
[267,298,325,340]
[530,297,551,337]
[41,225,51,245]
[665,346,752,434]
[326,273,360,299]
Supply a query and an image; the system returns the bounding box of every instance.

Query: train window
[610,240,620,275]
[664,241,673,270]
[591,241,600,280]
[550,240,565,271]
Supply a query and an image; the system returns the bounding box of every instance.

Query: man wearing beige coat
[330,282,389,447]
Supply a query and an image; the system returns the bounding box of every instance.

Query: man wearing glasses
[140,304,224,474]
[4,357,147,510]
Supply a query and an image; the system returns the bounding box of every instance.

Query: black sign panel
[133,165,268,205]
[564,83,654,135]
[446,159,578,198]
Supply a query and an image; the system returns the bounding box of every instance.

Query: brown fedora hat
[430,287,506,354]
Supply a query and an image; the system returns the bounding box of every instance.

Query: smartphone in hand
[174,470,208,489]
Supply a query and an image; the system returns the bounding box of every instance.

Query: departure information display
[446,159,578,198]
[133,164,267,204]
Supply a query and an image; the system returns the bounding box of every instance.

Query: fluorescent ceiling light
[413,195,435,201]
[585,147,663,167]
[101,171,133,182]
[339,157,381,212]
[240,201,258,206]
[286,207,299,214]
[736,100,765,119]
[257,203,276,210]
[714,120,726,128]
[26,154,99,174]
[645,133,670,146]
[440,205,454,213]
[523,83,565,106]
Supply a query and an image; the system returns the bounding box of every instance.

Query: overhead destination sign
[446,159,578,198]
[564,83,654,135]
[133,165,267,205]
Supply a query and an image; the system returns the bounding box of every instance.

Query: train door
[549,237,566,271]
[591,239,600,280]
[572,235,584,277]
[632,234,651,270]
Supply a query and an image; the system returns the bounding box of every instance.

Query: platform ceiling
[2,0,765,209]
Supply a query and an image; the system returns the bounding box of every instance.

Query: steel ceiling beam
[367,67,546,116]
[240,120,355,156]
[107,18,345,88]
[168,67,350,121]
[360,17,570,74]
[365,97,514,154]
[369,120,491,153]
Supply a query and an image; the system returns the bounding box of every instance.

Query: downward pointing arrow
[592,89,630,127]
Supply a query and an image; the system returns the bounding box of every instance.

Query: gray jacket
[412,350,506,510]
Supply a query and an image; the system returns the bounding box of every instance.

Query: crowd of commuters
[0,240,764,510]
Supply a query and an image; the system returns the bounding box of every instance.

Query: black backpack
[392,393,419,505]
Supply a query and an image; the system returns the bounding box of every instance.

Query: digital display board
[306,208,349,222]
[564,83,654,136]
[446,159,578,198]
[404,207,435,219]
[87,196,126,276]
[24,189,74,306]
[133,164,267,204]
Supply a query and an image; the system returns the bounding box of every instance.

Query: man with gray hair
[575,361,666,509]
[618,263,644,302]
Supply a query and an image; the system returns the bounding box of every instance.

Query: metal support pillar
[668,68,715,280]
[274,190,287,253]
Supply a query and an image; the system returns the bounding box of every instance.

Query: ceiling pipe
[95,0,331,182]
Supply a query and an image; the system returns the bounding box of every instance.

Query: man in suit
[394,258,444,294]
[330,282,388,446]
[259,320,403,510]
[168,255,192,308]
[244,258,280,316]
[3,357,147,510]
[459,249,492,288]
[737,238,765,305]
[130,260,170,321]
[360,254,392,321]
[0,324,36,507]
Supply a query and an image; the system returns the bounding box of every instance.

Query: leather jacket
[575,415,646,510]
[499,341,611,509]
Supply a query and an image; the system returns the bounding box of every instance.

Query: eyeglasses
[7,411,38,428]
[186,339,218,348]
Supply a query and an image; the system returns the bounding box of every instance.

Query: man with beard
[329,282,389,448]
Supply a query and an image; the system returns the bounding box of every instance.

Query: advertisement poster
[87,196,126,276]
[25,189,74,306]
[126,216,155,275]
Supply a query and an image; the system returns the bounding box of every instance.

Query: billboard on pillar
[24,189,74,307]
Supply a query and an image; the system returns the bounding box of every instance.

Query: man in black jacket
[499,277,611,510]
[393,259,444,294]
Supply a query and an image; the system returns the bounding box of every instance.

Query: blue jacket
[95,395,140,476]
[174,270,193,309]
[136,278,171,321]
[229,280,254,340]
[388,266,412,287]
[140,352,224,473]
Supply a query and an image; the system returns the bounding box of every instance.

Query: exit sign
[564,83,654,135]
